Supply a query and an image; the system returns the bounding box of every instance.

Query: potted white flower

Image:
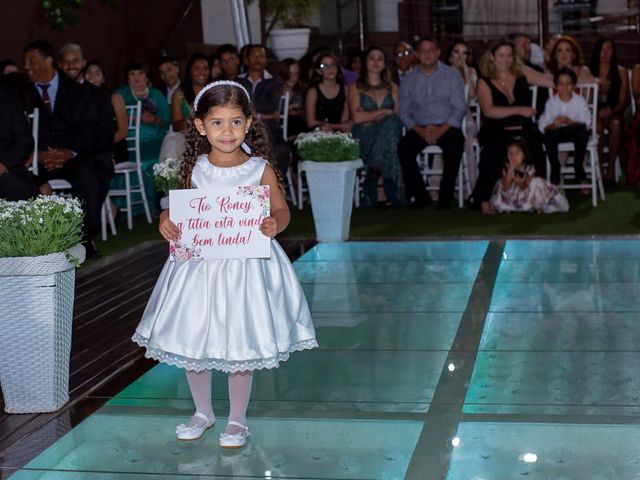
[153,157,182,210]
[295,130,362,242]
[0,195,85,413]
[262,0,322,59]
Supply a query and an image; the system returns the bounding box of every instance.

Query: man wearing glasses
[394,42,417,84]
[397,36,466,210]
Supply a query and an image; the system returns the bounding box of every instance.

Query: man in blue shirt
[398,37,466,209]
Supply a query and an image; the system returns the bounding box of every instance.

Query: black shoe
[84,240,102,260]
[407,198,428,209]
[436,200,451,210]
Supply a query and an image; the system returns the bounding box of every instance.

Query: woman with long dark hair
[589,37,628,181]
[347,46,404,206]
[305,51,351,132]
[171,52,210,132]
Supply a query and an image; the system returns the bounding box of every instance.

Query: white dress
[132,155,318,373]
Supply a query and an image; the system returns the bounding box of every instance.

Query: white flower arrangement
[153,158,182,197]
[0,196,84,257]
[294,129,359,162]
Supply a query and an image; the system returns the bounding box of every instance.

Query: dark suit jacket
[84,82,115,154]
[32,72,97,156]
[0,85,34,170]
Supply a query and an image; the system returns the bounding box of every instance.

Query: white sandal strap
[226,420,248,431]
[194,412,212,422]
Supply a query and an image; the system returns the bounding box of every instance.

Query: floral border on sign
[169,241,201,262]
[236,185,270,218]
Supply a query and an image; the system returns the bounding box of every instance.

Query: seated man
[0,84,38,201]
[214,44,242,82]
[397,36,466,209]
[393,41,417,85]
[24,40,101,256]
[157,55,181,104]
[59,42,115,232]
[239,44,290,178]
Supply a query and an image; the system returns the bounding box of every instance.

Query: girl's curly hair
[180,82,282,190]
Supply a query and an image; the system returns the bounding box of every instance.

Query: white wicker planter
[0,244,85,414]
[300,159,363,242]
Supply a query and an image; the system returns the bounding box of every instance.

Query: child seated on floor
[538,67,591,186]
[490,138,569,213]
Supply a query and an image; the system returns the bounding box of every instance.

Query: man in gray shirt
[398,36,466,209]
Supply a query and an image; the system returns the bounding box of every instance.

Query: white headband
[193,80,252,112]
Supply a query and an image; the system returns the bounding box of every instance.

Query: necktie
[39,83,52,114]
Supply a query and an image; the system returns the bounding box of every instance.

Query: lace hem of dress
[132,332,318,373]
[196,155,262,177]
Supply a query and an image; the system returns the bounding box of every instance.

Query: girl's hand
[159,210,181,242]
[260,216,278,238]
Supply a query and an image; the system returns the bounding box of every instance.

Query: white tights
[184,369,253,434]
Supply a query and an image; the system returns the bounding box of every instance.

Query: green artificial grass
[285,184,640,238]
[91,184,640,264]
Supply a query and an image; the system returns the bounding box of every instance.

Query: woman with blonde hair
[470,39,552,213]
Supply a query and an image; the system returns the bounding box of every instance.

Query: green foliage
[41,0,119,31]
[264,0,319,27]
[294,130,360,162]
[0,196,84,257]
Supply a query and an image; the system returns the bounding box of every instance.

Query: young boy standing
[539,67,591,185]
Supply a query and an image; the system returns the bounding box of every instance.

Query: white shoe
[176,412,216,441]
[219,421,250,448]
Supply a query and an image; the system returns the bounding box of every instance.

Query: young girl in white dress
[133,80,318,448]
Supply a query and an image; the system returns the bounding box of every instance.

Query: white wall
[371,0,400,32]
[200,0,262,46]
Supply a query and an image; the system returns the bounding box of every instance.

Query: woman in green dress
[347,46,404,207]
[113,62,170,213]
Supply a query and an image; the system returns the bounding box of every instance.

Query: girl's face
[366,49,385,75]
[195,105,251,155]
[492,45,513,72]
[317,56,338,81]
[84,64,105,87]
[554,41,575,67]
[599,41,613,64]
[507,145,525,166]
[190,59,210,86]
[288,63,300,84]
[450,43,469,66]
[350,56,361,73]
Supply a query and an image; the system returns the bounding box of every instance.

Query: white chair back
[279,92,290,141]
[529,85,538,109]
[576,83,599,136]
[28,108,39,175]
[125,101,142,165]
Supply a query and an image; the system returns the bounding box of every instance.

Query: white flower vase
[159,196,170,210]
[269,28,311,60]
[300,159,363,242]
[0,244,85,413]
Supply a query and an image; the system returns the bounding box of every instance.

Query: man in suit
[238,44,289,177]
[24,40,103,257]
[0,85,38,201]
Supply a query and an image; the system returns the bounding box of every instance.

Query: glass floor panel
[11,414,423,479]
[10,239,640,479]
[446,422,640,480]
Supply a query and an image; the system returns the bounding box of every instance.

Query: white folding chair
[546,83,605,207]
[104,101,152,230]
[415,114,471,208]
